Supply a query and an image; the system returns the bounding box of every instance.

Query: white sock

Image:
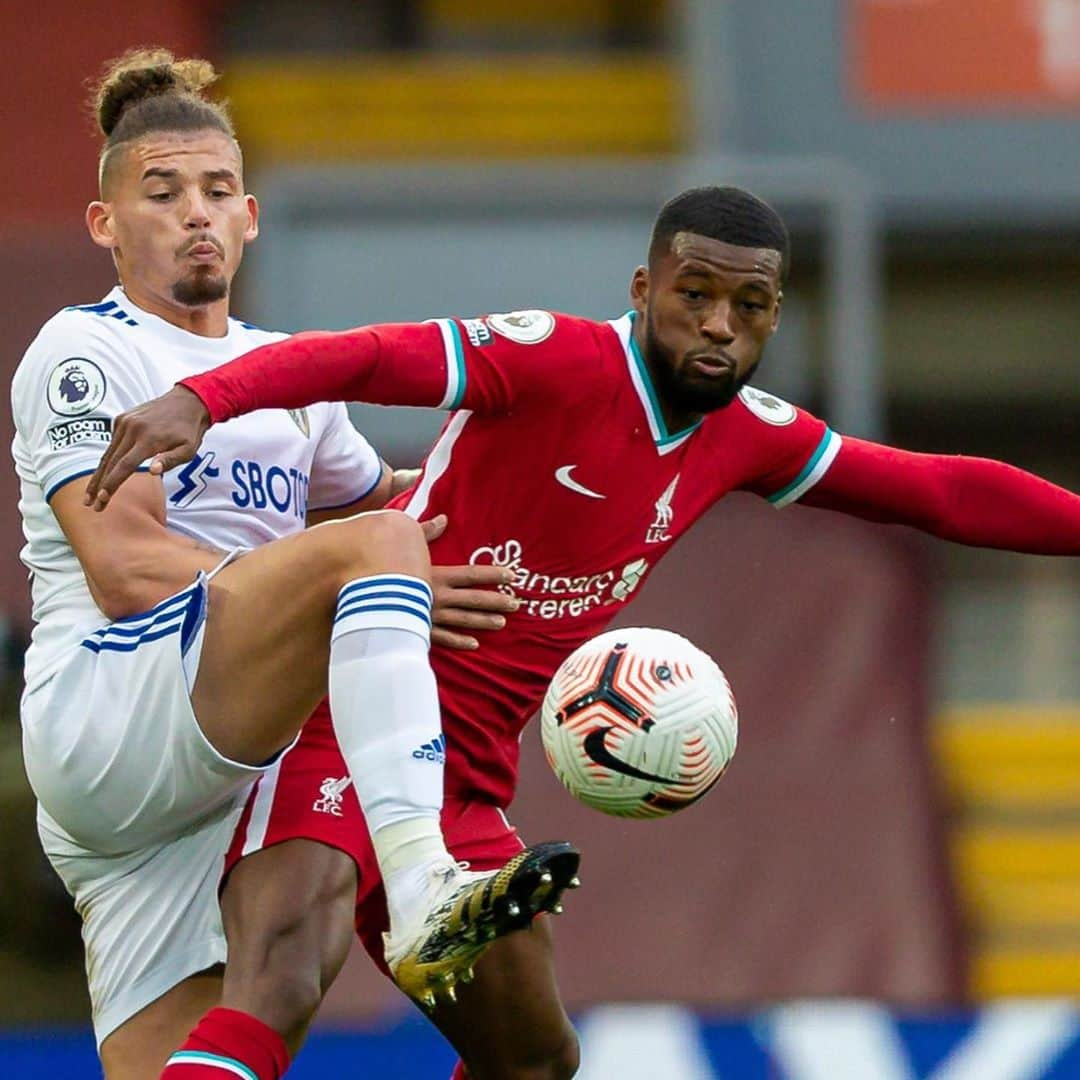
[329,574,453,929]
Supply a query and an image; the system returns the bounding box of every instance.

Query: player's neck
[655,394,701,436]
[118,281,230,338]
[631,317,702,435]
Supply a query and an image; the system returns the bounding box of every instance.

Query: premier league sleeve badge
[46,358,108,417]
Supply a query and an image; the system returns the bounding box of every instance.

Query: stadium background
[2,1,1078,1076]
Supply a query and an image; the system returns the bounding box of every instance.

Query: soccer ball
[540,627,738,819]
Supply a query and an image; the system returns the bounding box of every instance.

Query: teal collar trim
[619,311,702,452]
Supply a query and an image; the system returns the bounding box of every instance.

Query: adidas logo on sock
[412,734,446,764]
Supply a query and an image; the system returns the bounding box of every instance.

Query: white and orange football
[540,627,738,818]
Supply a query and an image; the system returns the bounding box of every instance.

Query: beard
[172,267,229,307]
[643,313,758,417]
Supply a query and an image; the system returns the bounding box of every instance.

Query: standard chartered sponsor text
[469,540,648,618]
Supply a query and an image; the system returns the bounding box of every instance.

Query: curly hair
[649,187,790,279]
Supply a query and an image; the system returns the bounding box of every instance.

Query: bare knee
[555,1028,581,1079]
[309,509,429,589]
[469,1024,580,1080]
[532,1026,580,1080]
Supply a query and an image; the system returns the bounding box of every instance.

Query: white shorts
[21,574,275,1045]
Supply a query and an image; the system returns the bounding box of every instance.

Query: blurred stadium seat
[936,706,1080,997]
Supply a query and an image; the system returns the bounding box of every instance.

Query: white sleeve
[12,313,156,502]
[306,403,385,511]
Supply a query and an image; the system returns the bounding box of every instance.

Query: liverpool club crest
[646,474,679,544]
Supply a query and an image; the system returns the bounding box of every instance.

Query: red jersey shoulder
[445,310,618,415]
[699,385,838,505]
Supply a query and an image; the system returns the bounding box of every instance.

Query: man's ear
[243,193,260,243]
[629,265,649,314]
[770,290,783,334]
[86,202,118,251]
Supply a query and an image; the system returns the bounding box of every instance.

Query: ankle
[373,816,449,878]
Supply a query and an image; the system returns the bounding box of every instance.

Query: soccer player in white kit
[11,49,577,1079]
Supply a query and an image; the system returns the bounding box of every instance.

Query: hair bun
[93,47,219,137]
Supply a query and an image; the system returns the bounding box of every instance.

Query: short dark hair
[649,186,790,278]
[90,48,238,192]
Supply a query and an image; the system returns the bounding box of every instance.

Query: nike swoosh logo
[582,726,685,785]
[555,465,605,499]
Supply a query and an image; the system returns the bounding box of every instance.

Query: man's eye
[149,192,173,202]
[681,289,705,301]
[209,189,232,199]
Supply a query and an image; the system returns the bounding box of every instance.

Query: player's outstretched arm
[86,384,211,509]
[86,323,435,509]
[803,436,1080,555]
[87,311,585,508]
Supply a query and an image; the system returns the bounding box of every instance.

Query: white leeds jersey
[12,286,382,693]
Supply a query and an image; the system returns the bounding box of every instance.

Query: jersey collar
[608,311,702,455]
[113,286,248,358]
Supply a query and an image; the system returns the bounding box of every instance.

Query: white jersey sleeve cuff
[44,462,152,503]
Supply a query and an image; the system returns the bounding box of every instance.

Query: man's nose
[701,301,735,342]
[184,191,211,229]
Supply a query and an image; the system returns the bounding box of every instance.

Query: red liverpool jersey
[380,309,842,805]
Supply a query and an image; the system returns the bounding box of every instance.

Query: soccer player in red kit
[90,186,1080,1080]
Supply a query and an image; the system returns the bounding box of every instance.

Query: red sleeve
[802,436,1080,555]
[181,310,604,423]
[181,322,450,422]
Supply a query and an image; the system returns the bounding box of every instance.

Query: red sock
[160,1007,290,1079]
[450,1062,469,1080]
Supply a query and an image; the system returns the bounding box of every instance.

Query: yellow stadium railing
[423,0,666,32]
[933,705,1080,998]
[222,57,682,162]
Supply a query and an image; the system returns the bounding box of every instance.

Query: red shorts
[225,700,525,974]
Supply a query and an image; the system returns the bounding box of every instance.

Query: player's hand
[422,515,519,651]
[85,386,211,511]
